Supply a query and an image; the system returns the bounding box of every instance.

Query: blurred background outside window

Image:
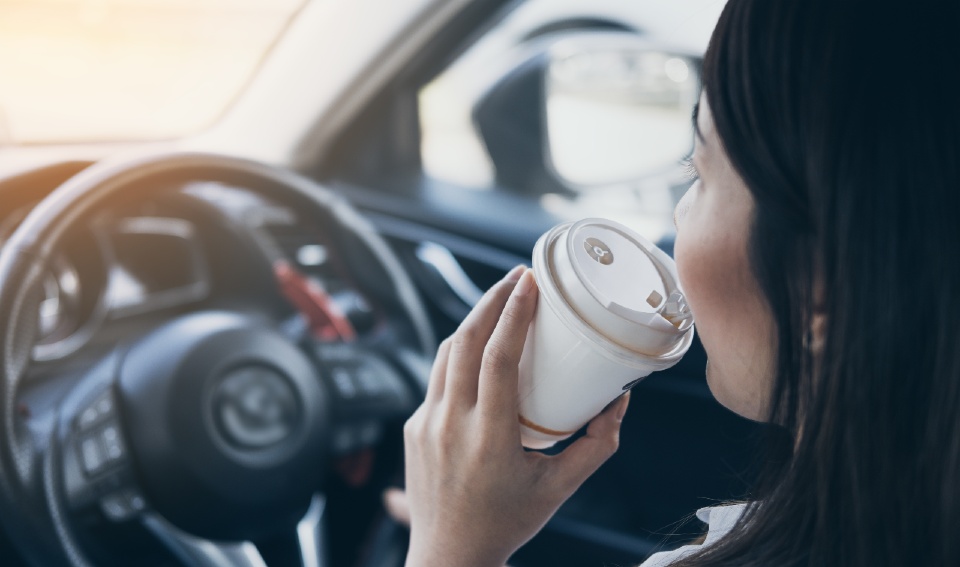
[0,0,307,145]
[419,0,721,243]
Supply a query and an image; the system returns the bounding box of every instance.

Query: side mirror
[472,48,571,197]
[544,33,700,187]
[472,30,699,196]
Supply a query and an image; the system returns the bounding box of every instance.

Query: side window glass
[418,0,720,243]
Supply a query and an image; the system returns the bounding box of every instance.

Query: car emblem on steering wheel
[212,365,301,450]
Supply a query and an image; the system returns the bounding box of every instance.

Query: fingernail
[616,393,630,421]
[505,265,526,282]
[514,270,535,296]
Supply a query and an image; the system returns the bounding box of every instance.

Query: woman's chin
[704,360,768,422]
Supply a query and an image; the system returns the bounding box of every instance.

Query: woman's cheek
[673,222,711,349]
[672,202,778,421]
[675,232,750,418]
[673,189,740,411]
[673,184,705,315]
[673,183,697,230]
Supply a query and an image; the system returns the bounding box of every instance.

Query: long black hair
[674,1,960,565]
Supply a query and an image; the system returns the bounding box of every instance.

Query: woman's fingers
[478,269,539,424]
[549,392,630,493]
[401,266,616,566]
[424,337,452,403]
[443,265,525,407]
[383,488,411,527]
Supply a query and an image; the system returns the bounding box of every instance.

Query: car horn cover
[117,311,330,541]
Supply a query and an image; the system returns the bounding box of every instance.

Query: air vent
[260,222,331,270]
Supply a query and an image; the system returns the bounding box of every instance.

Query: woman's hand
[383,487,411,526]
[402,266,630,567]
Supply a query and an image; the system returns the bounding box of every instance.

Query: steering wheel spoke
[309,342,417,456]
[57,354,147,524]
[143,514,269,567]
[296,494,328,567]
[143,493,328,567]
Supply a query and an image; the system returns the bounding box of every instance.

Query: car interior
[0,1,764,566]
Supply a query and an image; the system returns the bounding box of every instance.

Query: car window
[0,0,308,145]
[419,0,720,243]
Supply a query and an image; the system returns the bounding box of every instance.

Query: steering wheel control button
[80,436,106,476]
[96,395,114,415]
[212,365,302,450]
[78,407,99,429]
[313,344,412,414]
[76,391,117,432]
[100,424,125,462]
[331,367,358,399]
[355,367,385,396]
[78,421,128,478]
[100,490,146,522]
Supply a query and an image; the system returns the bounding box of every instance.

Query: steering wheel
[0,152,435,566]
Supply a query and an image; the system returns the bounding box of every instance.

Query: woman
[398,0,960,565]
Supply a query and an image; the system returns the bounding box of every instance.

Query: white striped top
[640,503,748,566]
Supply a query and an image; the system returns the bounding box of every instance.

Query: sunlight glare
[0,0,307,144]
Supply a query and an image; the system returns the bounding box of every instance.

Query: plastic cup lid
[539,218,693,358]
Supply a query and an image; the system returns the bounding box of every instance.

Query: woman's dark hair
[673,1,960,565]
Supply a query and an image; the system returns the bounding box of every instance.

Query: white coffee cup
[517,218,695,449]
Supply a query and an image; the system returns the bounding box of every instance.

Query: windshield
[0,0,307,145]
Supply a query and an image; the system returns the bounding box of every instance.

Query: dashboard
[0,168,383,375]
[0,206,209,362]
